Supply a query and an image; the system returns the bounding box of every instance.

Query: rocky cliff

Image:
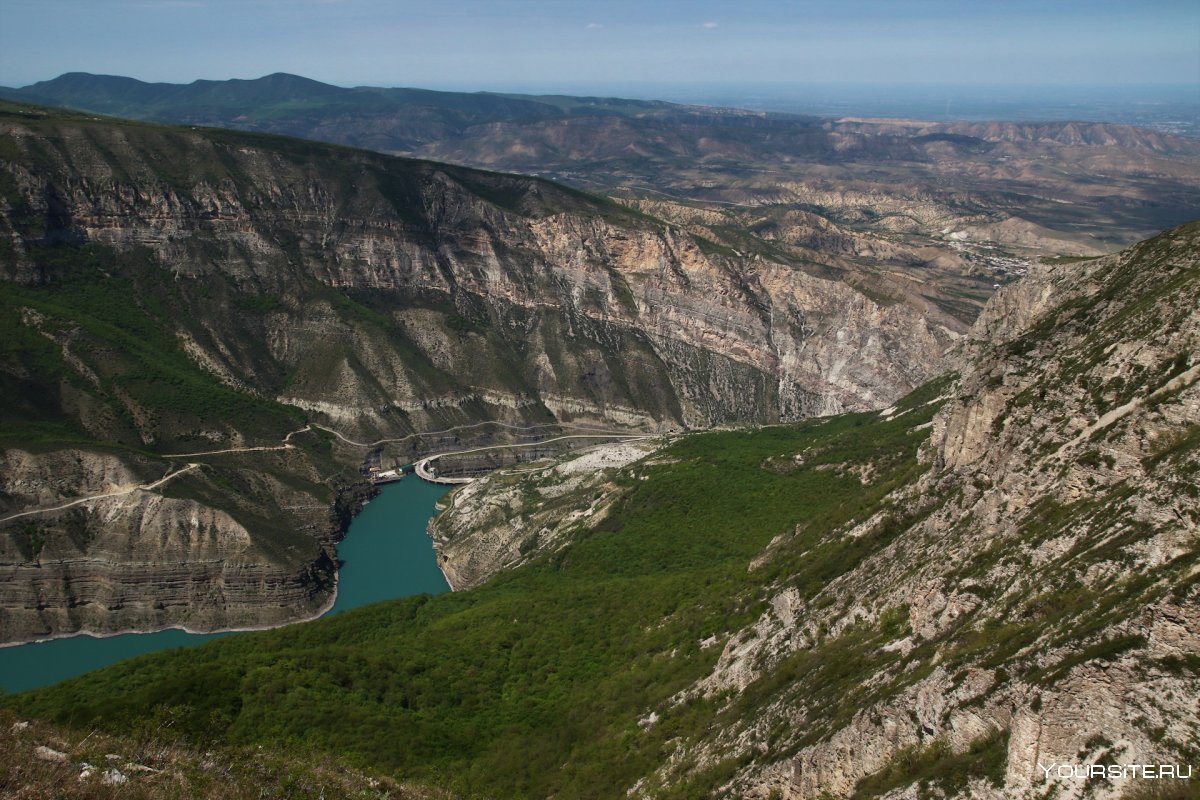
[0,101,960,642]
[428,223,1200,798]
[0,103,959,436]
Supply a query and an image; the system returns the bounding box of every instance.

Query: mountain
[1,72,675,151]
[8,220,1198,798]
[0,100,955,642]
[9,72,1200,276]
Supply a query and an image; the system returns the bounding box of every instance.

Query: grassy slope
[6,377,951,799]
[0,708,448,800]
[0,244,303,449]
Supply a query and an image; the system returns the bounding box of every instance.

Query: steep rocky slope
[1,102,956,435]
[426,223,1200,798]
[0,100,958,641]
[653,223,1200,799]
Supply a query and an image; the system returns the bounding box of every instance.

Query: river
[0,478,450,694]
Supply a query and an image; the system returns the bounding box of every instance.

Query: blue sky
[1,0,1197,92]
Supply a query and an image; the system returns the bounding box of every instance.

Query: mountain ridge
[8,72,1195,153]
[11,72,1200,295]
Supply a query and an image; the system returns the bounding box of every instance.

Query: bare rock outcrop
[0,448,340,643]
[685,224,1200,799]
[430,439,663,589]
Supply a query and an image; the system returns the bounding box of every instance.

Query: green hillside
[8,221,1200,799]
[7,378,950,799]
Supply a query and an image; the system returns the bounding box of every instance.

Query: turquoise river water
[0,478,450,694]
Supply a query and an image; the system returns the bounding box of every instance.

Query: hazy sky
[1,0,1198,92]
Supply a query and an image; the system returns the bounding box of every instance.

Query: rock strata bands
[0,104,957,641]
[0,447,342,643]
[1,106,958,436]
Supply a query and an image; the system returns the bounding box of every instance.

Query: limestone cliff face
[0,448,337,642]
[1,111,959,437]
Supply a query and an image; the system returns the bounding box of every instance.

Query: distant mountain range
[5,72,1194,158]
[0,71,702,152]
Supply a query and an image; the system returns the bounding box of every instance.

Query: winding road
[1,420,652,521]
[412,433,651,485]
[0,463,201,524]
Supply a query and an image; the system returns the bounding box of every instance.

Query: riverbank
[0,585,339,650]
[0,479,451,693]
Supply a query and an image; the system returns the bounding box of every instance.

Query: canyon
[9,221,1196,799]
[1,100,956,642]
[0,80,1196,800]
